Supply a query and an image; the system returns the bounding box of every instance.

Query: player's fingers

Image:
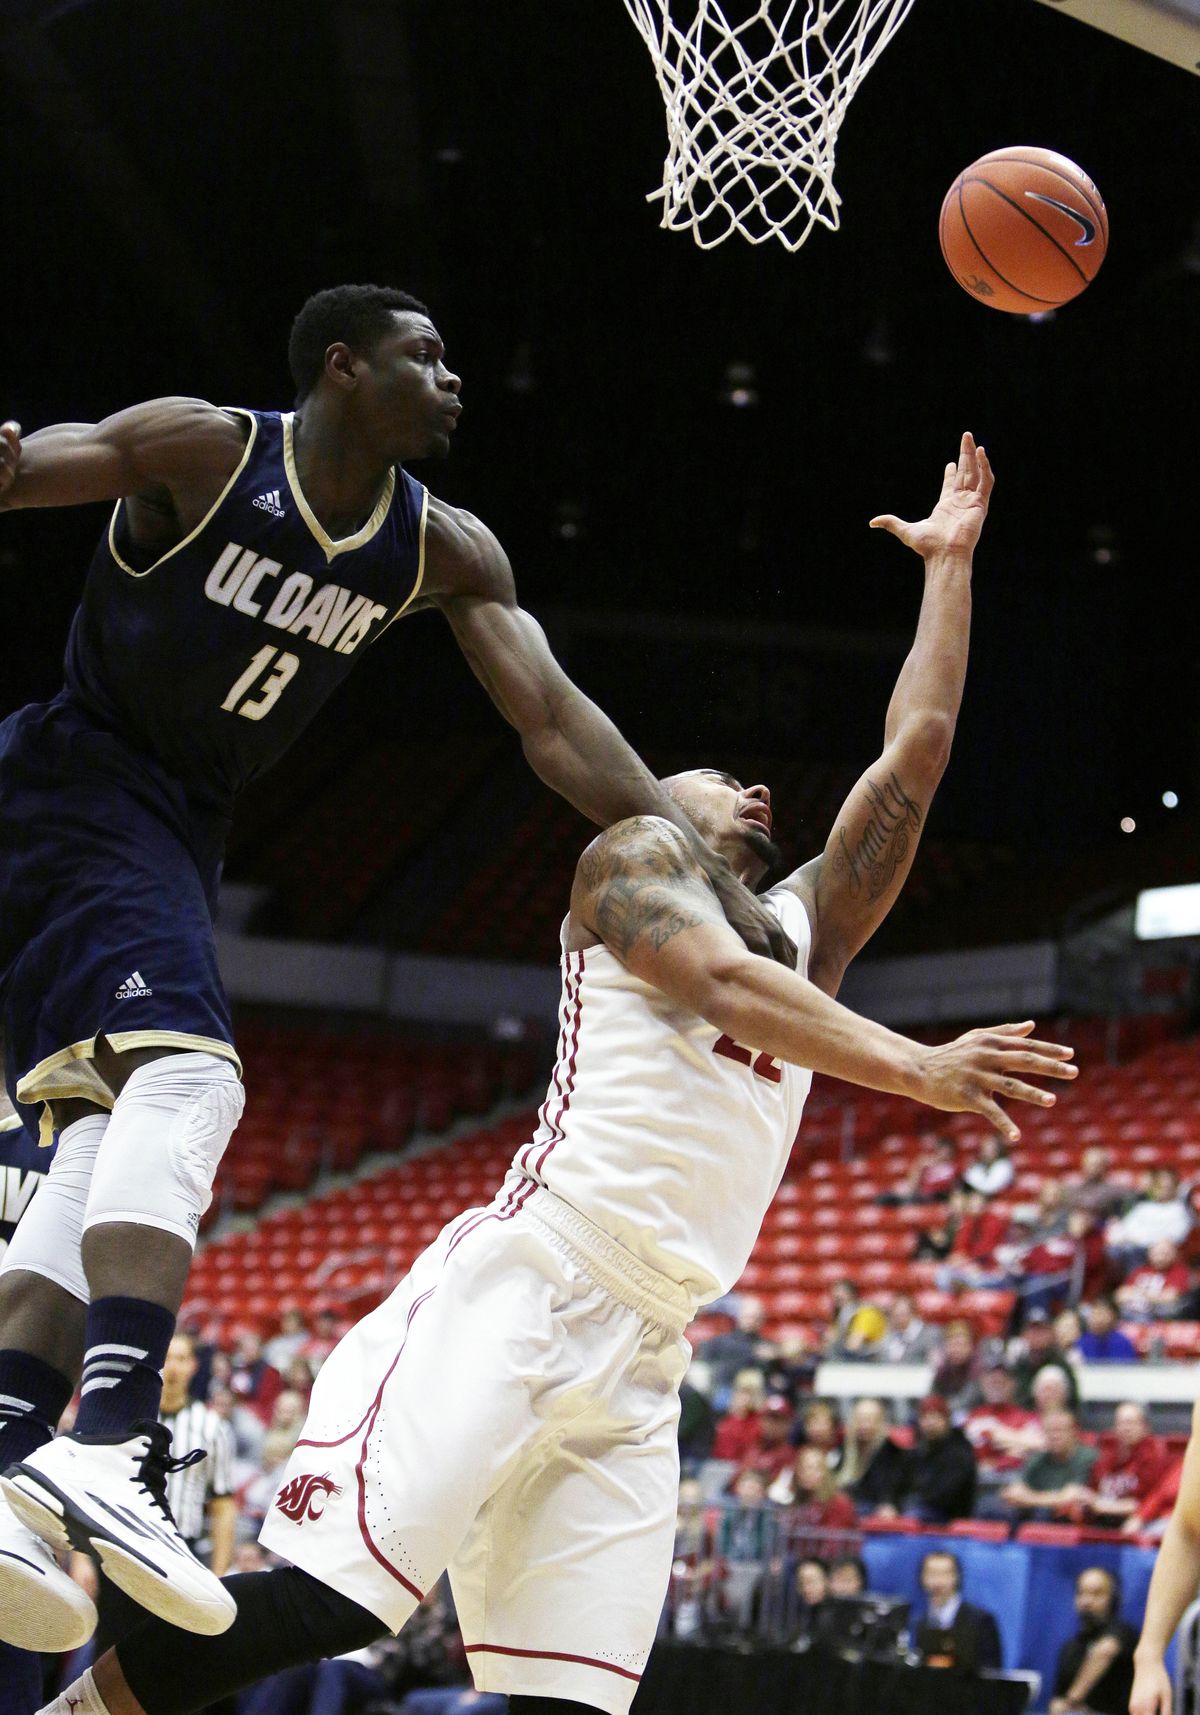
[988,1073,1057,1108]
[971,1092,1020,1144]
[977,445,994,493]
[0,420,21,442]
[982,1020,1037,1039]
[988,1049,1078,1081]
[868,514,905,535]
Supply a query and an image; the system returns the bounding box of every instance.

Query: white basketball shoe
[0,1487,97,1652]
[2,1421,235,1636]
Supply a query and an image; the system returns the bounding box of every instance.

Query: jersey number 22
[712,1033,782,1083]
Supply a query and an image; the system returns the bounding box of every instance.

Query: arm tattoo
[580,819,709,960]
[830,771,923,903]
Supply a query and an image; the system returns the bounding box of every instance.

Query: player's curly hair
[288,283,429,402]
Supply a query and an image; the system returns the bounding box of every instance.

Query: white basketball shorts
[259,1178,693,1715]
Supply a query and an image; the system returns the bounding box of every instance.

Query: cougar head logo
[274,1472,342,1524]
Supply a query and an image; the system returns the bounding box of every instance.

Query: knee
[84,1053,244,1247]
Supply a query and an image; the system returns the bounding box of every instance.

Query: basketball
[939,146,1108,314]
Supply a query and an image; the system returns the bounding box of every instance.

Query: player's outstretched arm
[0,399,246,513]
[1131,1405,1200,1715]
[573,816,1075,1141]
[780,433,994,997]
[427,499,794,966]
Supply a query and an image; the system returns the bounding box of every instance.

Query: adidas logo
[115,971,153,1000]
[252,488,286,517]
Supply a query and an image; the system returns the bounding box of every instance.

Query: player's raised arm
[426,498,795,967]
[782,433,994,996]
[573,816,1075,1141]
[1130,1403,1200,1715]
[0,399,247,514]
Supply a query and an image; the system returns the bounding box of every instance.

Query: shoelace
[132,1420,208,1528]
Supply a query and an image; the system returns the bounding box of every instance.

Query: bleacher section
[186,1013,1200,1353]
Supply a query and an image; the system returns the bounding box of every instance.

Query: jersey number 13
[222,646,300,722]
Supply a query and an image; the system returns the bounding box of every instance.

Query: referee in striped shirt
[88,1328,236,1652]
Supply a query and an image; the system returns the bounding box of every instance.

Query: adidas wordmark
[252,488,286,517]
[115,971,153,1000]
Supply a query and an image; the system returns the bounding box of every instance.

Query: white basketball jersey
[505,889,814,1311]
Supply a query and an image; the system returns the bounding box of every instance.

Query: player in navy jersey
[0,284,792,1654]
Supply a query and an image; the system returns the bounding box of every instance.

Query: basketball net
[622,0,918,251]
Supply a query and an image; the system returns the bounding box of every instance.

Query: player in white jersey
[50,434,1078,1715]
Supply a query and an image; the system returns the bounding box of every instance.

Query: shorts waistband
[521,1183,693,1338]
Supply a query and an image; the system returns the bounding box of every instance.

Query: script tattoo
[580,819,708,959]
[831,771,923,902]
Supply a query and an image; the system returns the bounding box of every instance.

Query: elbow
[694,953,756,1037]
[899,709,955,776]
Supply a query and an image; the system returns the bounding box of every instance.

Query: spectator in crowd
[1050,1568,1137,1715]
[679,1367,717,1465]
[1010,1308,1081,1409]
[713,1368,768,1462]
[768,1445,859,1538]
[916,1550,1002,1672]
[789,1556,838,1651]
[1120,1456,1183,1540]
[1082,1402,1169,1527]
[263,1306,310,1373]
[1067,1147,1127,1223]
[1109,1169,1192,1266]
[297,1307,343,1373]
[1031,1367,1075,1417]
[930,1320,983,1417]
[881,1135,961,1205]
[762,1325,817,1405]
[282,1354,316,1401]
[229,1327,284,1425]
[661,1479,718,1641]
[698,1296,773,1397]
[837,1398,909,1514]
[877,1294,939,1364]
[1000,1408,1097,1522]
[1015,1209,1093,1320]
[829,1555,868,1598]
[824,1278,888,1358]
[964,1135,1015,1200]
[897,1395,978,1524]
[716,1468,777,1628]
[913,1190,964,1263]
[936,1190,1010,1290]
[674,1476,713,1560]
[1055,1308,1084,1353]
[733,1397,796,1488]
[795,1398,842,1465]
[1117,1238,1192,1321]
[965,1360,1043,1498]
[1077,1296,1141,1363]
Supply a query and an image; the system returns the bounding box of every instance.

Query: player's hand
[0,420,21,505]
[911,1020,1077,1142]
[870,431,994,561]
[1130,1656,1173,1715]
[702,855,797,968]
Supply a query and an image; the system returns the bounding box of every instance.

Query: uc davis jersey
[504,889,814,1311]
[64,409,427,808]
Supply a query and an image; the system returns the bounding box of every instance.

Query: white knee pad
[82,1052,245,1249]
[0,1113,107,1302]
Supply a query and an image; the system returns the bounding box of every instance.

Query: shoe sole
[0,1471,235,1637]
[0,1547,97,1653]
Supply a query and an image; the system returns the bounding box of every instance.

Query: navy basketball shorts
[0,695,241,1144]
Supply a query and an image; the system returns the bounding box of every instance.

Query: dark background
[1,0,1197,944]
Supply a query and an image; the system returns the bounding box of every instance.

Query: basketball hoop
[621,0,918,251]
